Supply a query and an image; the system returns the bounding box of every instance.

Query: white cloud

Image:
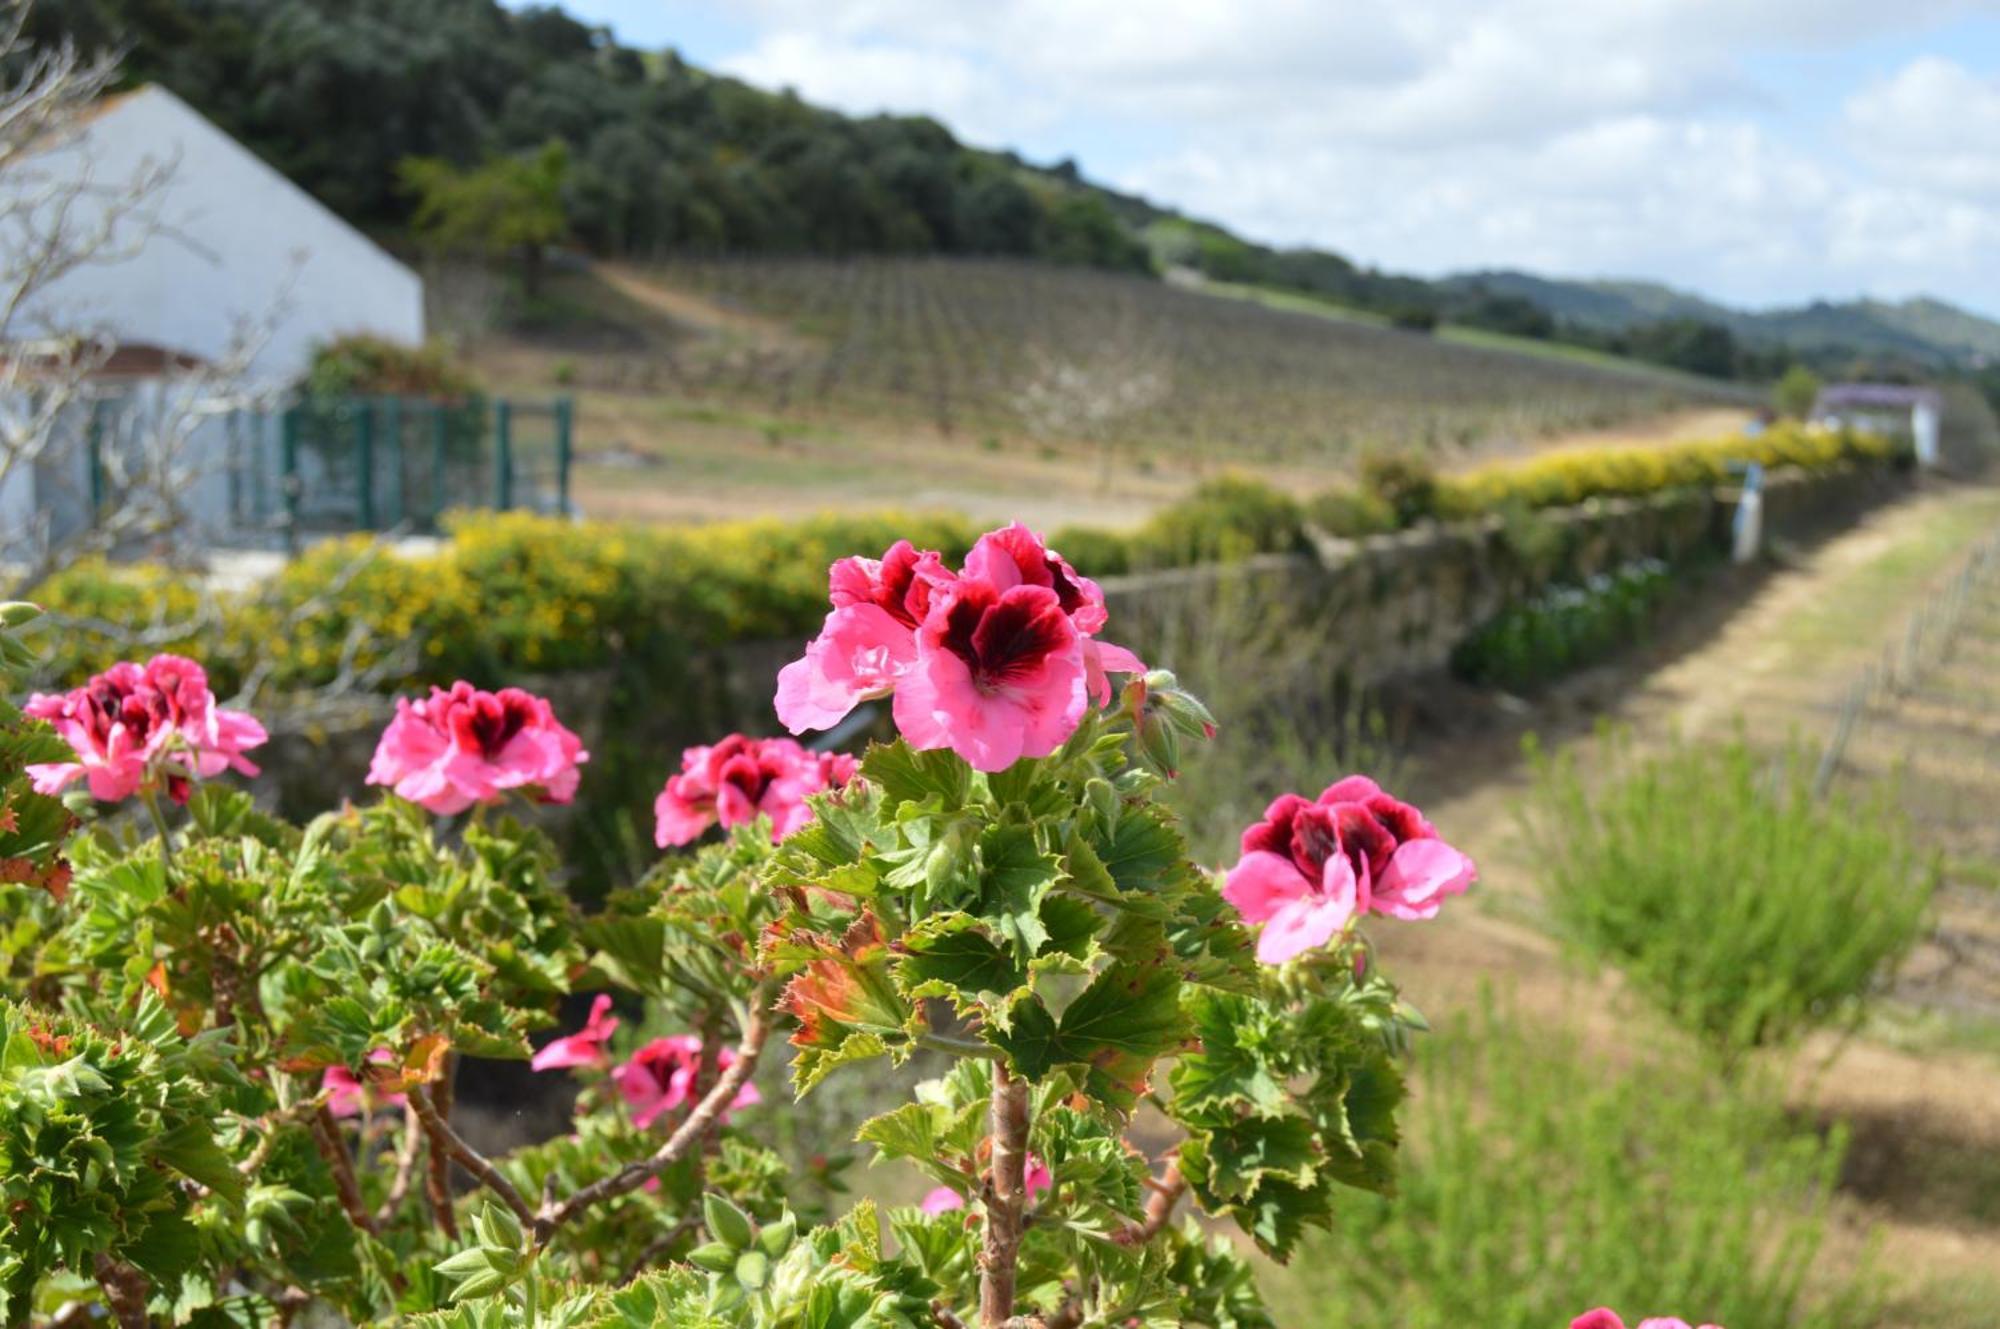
[688,1,2000,311]
[1844,56,2000,199]
[717,31,1049,147]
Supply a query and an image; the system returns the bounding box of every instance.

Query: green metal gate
[266,394,573,536]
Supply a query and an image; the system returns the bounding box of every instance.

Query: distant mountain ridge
[1440,271,2000,368]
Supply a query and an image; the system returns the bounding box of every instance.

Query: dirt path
[1368,479,2000,1318]
[594,262,813,350]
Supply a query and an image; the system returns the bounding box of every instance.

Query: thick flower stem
[408,1083,537,1231]
[533,990,774,1243]
[91,1254,150,1329]
[309,1105,377,1235]
[424,1058,460,1238]
[1113,1159,1186,1245]
[978,1062,1032,1329]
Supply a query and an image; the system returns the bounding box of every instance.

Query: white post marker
[1912,400,1940,469]
[1732,462,1764,564]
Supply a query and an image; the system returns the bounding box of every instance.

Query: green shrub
[304,334,480,400]
[1774,365,1821,420]
[1525,733,1933,1059]
[1389,305,1439,333]
[1270,1010,1878,1329]
[1047,523,1133,577]
[1127,476,1304,569]
[1358,450,1440,527]
[1307,483,1397,538]
[1451,558,1677,691]
[25,560,215,691]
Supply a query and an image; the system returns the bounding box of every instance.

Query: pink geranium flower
[1222,775,1475,964]
[612,1034,761,1129]
[322,1049,405,1118]
[775,525,1144,771]
[1572,1311,1722,1329]
[25,654,267,804]
[894,579,1086,772]
[366,682,587,816]
[920,1155,1053,1214]
[530,994,620,1072]
[653,734,855,847]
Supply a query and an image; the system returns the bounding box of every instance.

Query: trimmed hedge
[25,424,1903,694]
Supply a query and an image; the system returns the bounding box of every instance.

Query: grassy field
[456,258,1753,529]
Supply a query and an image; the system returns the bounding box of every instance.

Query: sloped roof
[1814,382,1942,411]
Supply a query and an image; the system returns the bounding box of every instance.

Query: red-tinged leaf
[778,911,916,1093]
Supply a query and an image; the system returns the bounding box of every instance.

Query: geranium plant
[0,525,1465,1328]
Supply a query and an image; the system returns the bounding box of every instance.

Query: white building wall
[4,85,423,384]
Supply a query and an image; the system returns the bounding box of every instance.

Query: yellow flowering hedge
[26,512,981,691]
[1435,422,1902,518]
[23,424,1903,692]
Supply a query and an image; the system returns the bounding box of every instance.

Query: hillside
[1445,270,2000,369]
[457,257,1747,530]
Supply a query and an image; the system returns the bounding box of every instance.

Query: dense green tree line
[39,0,1151,270]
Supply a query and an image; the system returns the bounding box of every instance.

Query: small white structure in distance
[1811,383,1943,469]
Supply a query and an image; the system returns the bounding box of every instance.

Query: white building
[1811,383,1943,469]
[6,83,423,380]
[0,85,425,554]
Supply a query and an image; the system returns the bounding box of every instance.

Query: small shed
[1811,383,1943,468]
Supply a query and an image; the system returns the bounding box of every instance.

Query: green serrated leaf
[154,1119,245,1206]
[976,824,1058,961]
[990,962,1186,1112]
[860,742,969,810]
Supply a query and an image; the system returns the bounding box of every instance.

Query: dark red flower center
[451,691,535,760]
[1288,803,1396,885]
[937,583,1073,692]
[1363,793,1430,844]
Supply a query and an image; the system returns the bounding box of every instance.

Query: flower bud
[1134,708,1180,779]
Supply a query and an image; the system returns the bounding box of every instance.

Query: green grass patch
[1265,1009,1879,1329]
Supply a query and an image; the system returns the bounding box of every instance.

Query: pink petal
[920,1186,965,1215]
[1319,775,1382,803]
[1082,638,1145,706]
[1254,892,1350,965]
[1221,850,1313,925]
[25,762,83,796]
[775,604,916,734]
[1372,838,1477,920]
[1571,1314,1626,1329]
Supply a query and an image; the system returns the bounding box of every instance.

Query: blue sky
[516,2,2000,316]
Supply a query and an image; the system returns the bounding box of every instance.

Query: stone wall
[245,463,1911,821]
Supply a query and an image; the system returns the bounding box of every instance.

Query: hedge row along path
[1366,477,2000,1320]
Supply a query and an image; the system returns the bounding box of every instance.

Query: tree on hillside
[1626,318,1740,379]
[1773,363,1821,418]
[399,140,568,297]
